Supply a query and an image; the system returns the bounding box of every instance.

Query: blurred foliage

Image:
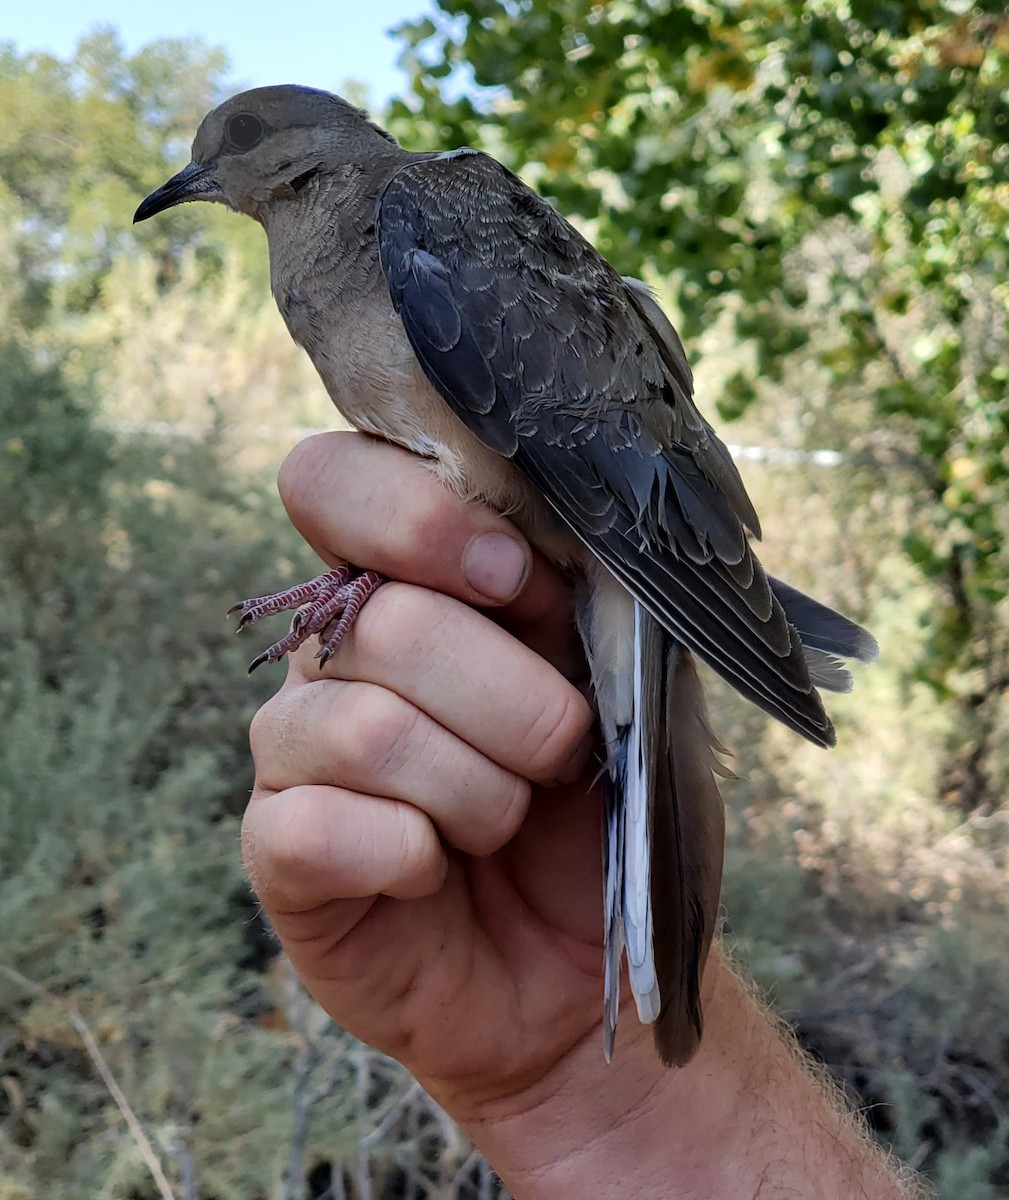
[0,10,1007,1199]
[0,32,462,1200]
[0,28,230,326]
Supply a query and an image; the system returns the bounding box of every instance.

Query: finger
[250,678,531,857]
[243,783,449,914]
[276,431,584,677]
[288,583,596,786]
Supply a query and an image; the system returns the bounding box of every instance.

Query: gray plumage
[135,85,878,1067]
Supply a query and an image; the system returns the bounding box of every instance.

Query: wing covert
[376,151,831,745]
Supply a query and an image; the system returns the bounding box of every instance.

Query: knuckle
[515,686,594,779]
[469,776,531,857]
[336,684,420,780]
[276,436,318,513]
[277,431,346,518]
[248,691,285,767]
[353,583,434,665]
[383,806,446,899]
[245,787,315,888]
[247,679,328,776]
[240,811,261,887]
[385,805,421,873]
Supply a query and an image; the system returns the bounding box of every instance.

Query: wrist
[443,950,746,1199]
[431,948,913,1200]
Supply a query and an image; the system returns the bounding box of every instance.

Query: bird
[135,85,878,1067]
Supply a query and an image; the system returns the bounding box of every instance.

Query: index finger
[276,431,585,679]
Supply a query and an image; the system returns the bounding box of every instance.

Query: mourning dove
[135,86,877,1067]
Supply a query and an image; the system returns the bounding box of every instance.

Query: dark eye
[225,112,265,152]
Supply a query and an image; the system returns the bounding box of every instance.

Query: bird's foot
[229,565,385,673]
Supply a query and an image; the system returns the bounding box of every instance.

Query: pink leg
[316,571,384,668]
[229,565,385,673]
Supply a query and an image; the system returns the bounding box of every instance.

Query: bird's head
[134,85,403,225]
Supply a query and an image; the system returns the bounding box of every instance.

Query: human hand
[242,431,919,1200]
[242,430,612,1112]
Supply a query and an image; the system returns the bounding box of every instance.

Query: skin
[242,431,924,1199]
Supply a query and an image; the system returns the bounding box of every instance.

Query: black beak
[134,161,222,223]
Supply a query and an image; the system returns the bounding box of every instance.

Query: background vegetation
[1,3,1006,1196]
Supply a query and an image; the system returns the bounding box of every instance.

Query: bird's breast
[277,280,578,565]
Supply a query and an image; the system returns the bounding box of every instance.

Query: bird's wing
[377,150,833,746]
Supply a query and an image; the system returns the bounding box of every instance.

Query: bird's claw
[230,566,384,672]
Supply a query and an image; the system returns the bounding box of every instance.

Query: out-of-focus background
[1,2,1006,1197]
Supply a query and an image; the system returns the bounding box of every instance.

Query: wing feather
[377,151,834,745]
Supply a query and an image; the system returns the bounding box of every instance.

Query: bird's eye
[225,113,265,152]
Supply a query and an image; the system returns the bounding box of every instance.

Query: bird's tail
[602,602,726,1067]
[768,576,880,694]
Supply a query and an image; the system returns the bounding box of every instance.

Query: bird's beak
[133,161,222,223]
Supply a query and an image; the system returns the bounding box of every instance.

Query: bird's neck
[263,149,413,302]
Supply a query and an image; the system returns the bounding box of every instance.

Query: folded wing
[377,150,837,745]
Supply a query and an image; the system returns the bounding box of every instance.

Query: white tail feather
[625,602,660,1022]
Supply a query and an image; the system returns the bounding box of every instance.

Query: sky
[3,0,438,105]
